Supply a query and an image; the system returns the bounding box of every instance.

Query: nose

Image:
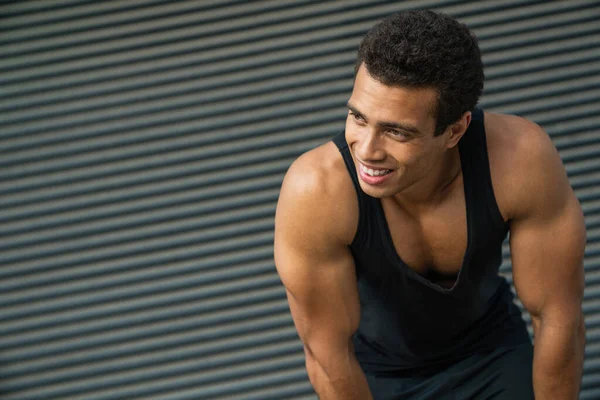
[356,129,385,162]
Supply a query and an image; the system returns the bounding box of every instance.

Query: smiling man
[274,10,586,400]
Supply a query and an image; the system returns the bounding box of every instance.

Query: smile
[360,163,392,177]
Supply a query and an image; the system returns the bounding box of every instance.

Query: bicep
[276,240,360,356]
[510,194,585,323]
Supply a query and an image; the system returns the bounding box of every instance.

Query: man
[274,10,586,399]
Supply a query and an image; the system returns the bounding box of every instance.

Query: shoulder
[484,111,570,221]
[484,111,557,172]
[276,140,358,247]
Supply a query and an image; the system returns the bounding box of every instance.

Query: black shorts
[365,342,534,400]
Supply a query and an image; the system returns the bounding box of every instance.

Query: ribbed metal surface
[1,0,599,398]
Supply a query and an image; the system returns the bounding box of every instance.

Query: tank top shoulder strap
[459,107,506,229]
[332,131,361,187]
[332,131,370,247]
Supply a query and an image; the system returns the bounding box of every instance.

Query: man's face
[345,65,450,199]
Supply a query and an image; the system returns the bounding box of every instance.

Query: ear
[445,111,471,148]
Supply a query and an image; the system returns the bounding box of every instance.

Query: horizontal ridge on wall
[1,0,599,399]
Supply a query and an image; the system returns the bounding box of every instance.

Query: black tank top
[333,107,530,375]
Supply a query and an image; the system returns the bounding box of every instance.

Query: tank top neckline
[373,131,475,293]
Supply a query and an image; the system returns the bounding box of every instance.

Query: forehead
[350,65,438,131]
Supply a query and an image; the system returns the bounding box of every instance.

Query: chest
[381,183,468,284]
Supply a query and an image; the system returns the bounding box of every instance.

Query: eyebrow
[346,101,422,135]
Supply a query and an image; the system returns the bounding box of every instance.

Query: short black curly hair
[355,10,484,136]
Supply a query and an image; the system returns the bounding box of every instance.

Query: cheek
[344,118,353,137]
[409,150,441,176]
[345,116,361,135]
[390,146,421,166]
[344,121,363,147]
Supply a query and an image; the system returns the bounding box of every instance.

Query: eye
[387,129,410,139]
[349,112,365,123]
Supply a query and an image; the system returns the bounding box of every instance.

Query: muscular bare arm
[274,149,374,399]
[506,119,586,399]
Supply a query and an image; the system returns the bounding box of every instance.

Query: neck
[391,148,462,212]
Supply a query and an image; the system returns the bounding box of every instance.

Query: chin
[358,182,396,199]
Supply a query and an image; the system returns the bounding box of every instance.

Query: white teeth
[361,164,390,177]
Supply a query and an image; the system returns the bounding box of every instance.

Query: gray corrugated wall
[1,0,599,398]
